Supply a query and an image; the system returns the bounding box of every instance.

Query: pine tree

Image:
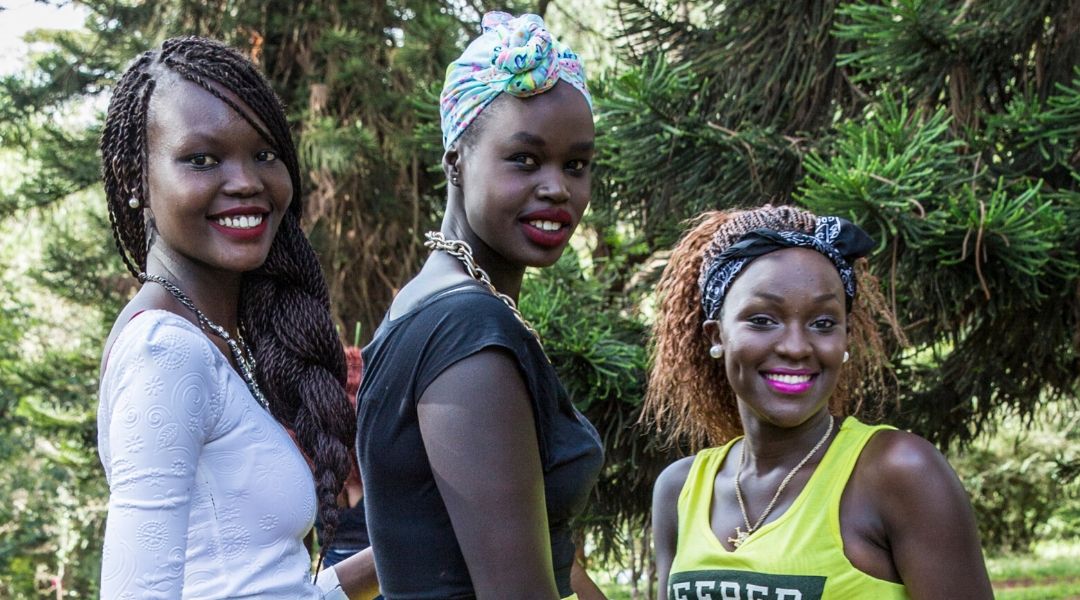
[600,0,1080,449]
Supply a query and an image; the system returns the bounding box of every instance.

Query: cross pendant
[727,527,749,548]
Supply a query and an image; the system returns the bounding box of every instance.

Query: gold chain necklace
[423,231,547,356]
[729,415,834,548]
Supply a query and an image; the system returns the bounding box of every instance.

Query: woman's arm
[570,553,607,600]
[418,348,559,599]
[652,457,693,600]
[864,431,993,599]
[99,319,219,599]
[321,547,379,600]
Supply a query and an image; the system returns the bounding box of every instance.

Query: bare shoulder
[855,428,970,521]
[655,456,695,499]
[859,429,954,483]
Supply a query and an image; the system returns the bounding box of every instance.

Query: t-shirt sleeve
[413,292,537,398]
[98,314,225,599]
[411,292,553,460]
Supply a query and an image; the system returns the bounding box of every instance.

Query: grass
[989,541,1080,600]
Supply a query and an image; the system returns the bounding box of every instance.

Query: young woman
[645,206,993,599]
[354,12,605,600]
[97,36,355,599]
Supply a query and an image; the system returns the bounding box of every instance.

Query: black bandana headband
[699,216,876,320]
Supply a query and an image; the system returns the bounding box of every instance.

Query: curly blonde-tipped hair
[643,205,899,451]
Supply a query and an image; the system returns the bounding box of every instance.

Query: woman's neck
[439,221,525,302]
[144,248,242,333]
[736,408,835,474]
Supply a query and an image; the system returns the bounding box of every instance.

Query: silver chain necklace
[729,415,834,548]
[423,231,547,357]
[139,272,270,411]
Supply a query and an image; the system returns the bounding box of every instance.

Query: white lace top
[97,310,320,599]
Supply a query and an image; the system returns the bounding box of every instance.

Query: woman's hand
[324,547,380,600]
[570,557,608,600]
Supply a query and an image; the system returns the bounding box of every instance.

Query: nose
[222,158,264,197]
[538,166,570,204]
[775,324,813,361]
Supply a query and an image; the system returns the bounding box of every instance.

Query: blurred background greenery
[1,0,1078,597]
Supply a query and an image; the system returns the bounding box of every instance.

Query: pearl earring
[843,351,850,363]
[709,344,723,359]
[128,196,140,209]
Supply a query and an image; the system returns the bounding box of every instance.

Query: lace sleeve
[98,313,224,599]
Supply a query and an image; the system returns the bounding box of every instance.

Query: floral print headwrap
[439,11,592,150]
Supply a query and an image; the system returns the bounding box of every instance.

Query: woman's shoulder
[853,427,970,520]
[103,309,219,380]
[655,455,696,496]
[858,428,951,480]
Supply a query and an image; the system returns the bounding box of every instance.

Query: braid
[241,212,354,552]
[100,36,355,555]
[643,205,895,450]
[101,54,157,276]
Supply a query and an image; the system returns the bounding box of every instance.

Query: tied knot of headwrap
[490,16,551,76]
[439,11,591,149]
[699,216,876,320]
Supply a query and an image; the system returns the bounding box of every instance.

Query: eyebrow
[753,291,840,304]
[509,131,594,153]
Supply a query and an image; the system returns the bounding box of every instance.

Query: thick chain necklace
[423,231,546,356]
[139,272,270,411]
[729,415,834,548]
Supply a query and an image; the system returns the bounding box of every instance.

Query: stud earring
[843,351,850,363]
[451,175,460,186]
[709,344,723,359]
[128,196,140,209]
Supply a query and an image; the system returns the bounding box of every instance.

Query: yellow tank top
[668,417,910,599]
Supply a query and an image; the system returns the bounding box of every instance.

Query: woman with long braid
[646,205,993,599]
[354,12,605,599]
[97,36,358,598]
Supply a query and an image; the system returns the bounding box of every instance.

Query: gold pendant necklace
[730,415,834,548]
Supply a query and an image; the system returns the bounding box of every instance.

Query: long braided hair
[100,36,356,556]
[643,205,899,451]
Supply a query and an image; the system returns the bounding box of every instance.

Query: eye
[811,317,838,330]
[566,159,589,173]
[511,154,538,168]
[186,154,220,168]
[256,150,279,162]
[747,315,775,328]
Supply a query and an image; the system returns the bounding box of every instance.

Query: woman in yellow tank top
[643,205,993,599]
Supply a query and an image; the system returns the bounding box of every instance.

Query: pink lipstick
[761,369,817,395]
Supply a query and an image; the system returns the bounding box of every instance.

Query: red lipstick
[519,208,573,248]
[208,206,271,241]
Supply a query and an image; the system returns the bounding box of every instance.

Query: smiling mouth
[527,219,566,232]
[214,214,265,229]
[762,372,817,394]
[764,373,813,385]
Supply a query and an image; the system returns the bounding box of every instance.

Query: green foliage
[607,0,1080,451]
[949,409,1080,554]
[0,201,114,598]
[521,251,668,560]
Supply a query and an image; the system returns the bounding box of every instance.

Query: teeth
[528,220,563,232]
[216,214,264,229]
[765,373,812,384]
